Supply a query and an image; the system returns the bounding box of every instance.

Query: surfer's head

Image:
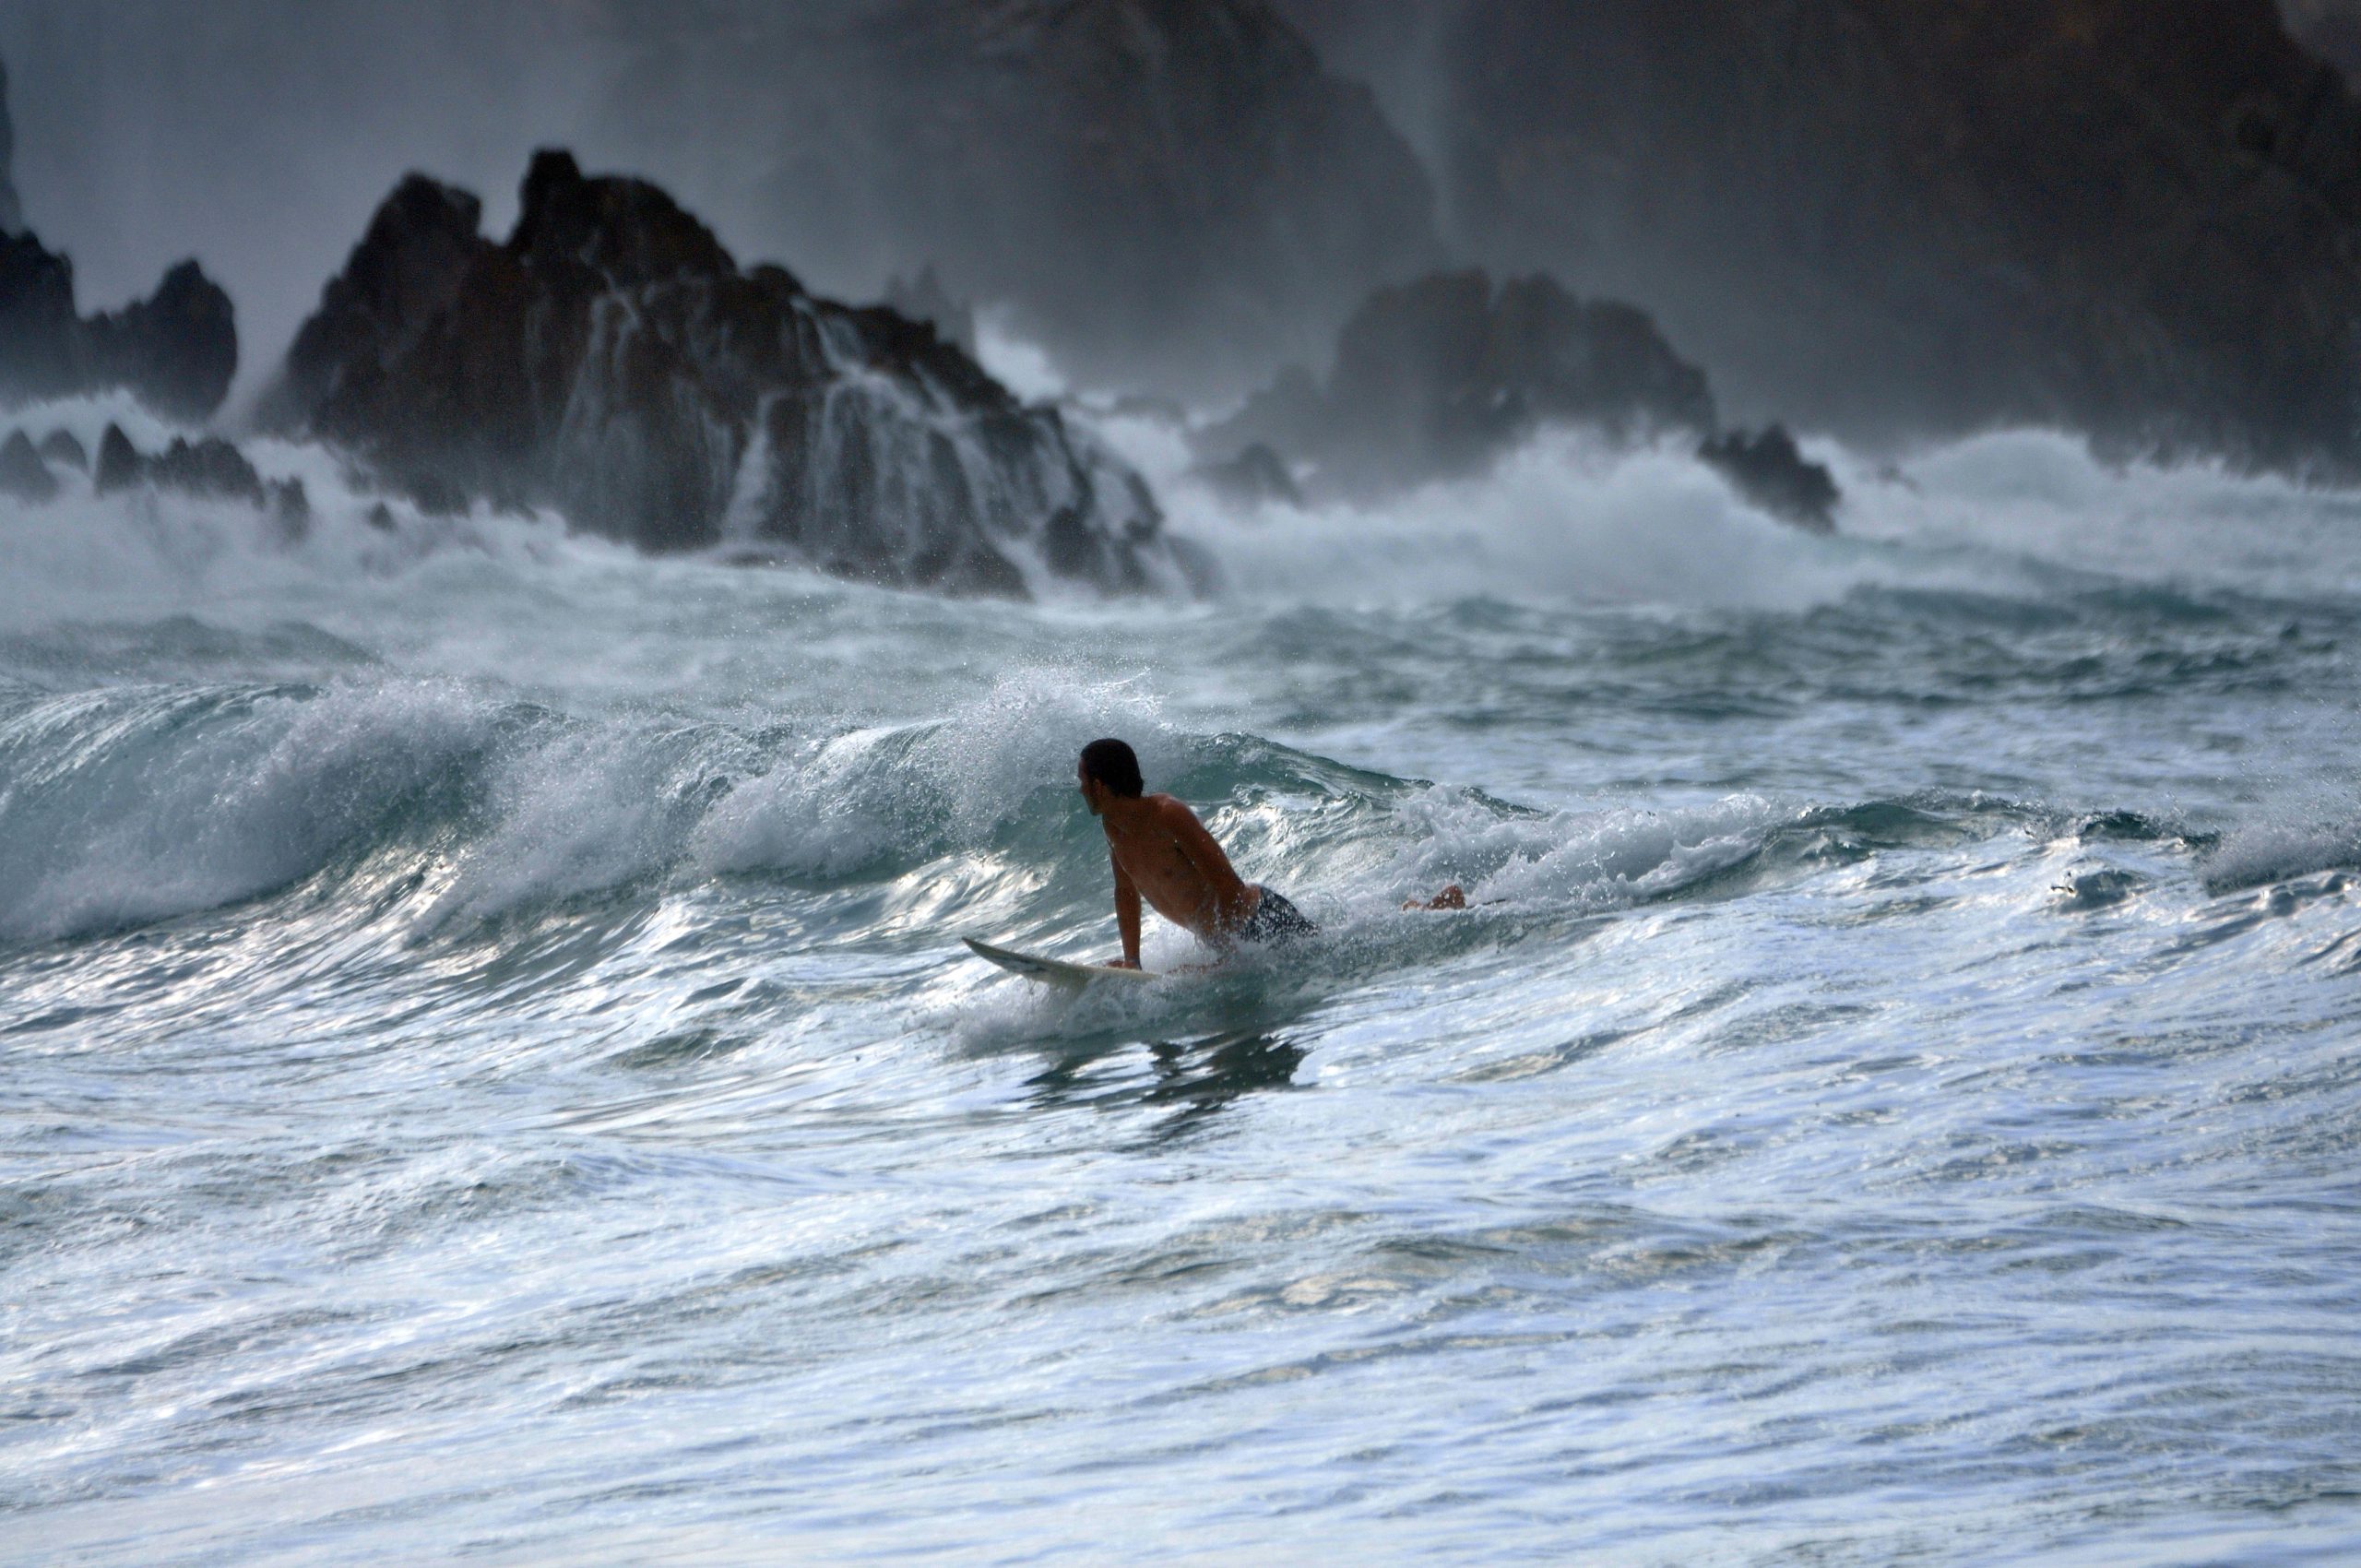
[1078,738,1144,813]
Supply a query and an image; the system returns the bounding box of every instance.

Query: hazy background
[1,0,1437,407]
[12,0,2361,453]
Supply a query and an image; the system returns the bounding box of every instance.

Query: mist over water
[6,364,2361,1562]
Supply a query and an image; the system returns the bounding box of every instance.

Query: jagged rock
[83,262,239,424]
[883,265,975,356]
[1698,425,1839,534]
[1205,267,1843,529]
[265,477,311,541]
[1197,443,1302,508]
[1204,270,1718,497]
[0,53,236,421]
[38,429,85,470]
[93,423,140,493]
[0,428,55,503]
[0,230,79,401]
[0,233,236,420]
[267,150,1180,597]
[147,435,267,506]
[0,54,20,236]
[597,0,1442,398]
[1434,0,2361,476]
[89,421,303,531]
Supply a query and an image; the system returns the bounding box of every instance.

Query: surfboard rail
[964,936,1158,985]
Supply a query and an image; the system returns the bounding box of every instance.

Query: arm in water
[1111,852,1145,968]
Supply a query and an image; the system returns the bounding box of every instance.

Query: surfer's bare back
[1077,739,1316,968]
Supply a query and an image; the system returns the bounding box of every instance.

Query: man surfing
[1076,738,1316,968]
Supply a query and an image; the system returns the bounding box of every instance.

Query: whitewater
[6,387,2361,1565]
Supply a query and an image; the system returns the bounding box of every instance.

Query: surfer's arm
[1111,853,1144,968]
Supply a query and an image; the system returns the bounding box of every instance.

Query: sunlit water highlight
[5,396,2361,1563]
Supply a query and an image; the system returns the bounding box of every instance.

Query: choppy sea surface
[6,394,2361,1564]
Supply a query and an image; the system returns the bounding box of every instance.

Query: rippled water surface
[6,410,2361,1563]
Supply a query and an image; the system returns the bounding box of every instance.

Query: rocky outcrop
[91,423,140,494]
[89,420,308,530]
[1205,270,1712,494]
[1196,443,1303,508]
[0,53,235,421]
[1432,0,2361,474]
[80,262,241,423]
[1699,426,1839,535]
[596,0,1442,399]
[1203,269,1838,527]
[265,150,1179,596]
[0,198,235,423]
[0,428,54,502]
[37,429,84,471]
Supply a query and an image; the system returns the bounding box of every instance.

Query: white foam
[1825,429,2361,600]
[1371,787,1787,909]
[1129,428,1866,610]
[974,306,1070,404]
[2204,785,2361,892]
[1062,373,2361,612]
[0,391,589,641]
[421,722,754,927]
[0,678,500,943]
[690,672,1180,877]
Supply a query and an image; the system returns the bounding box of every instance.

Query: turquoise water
[6,404,2361,1563]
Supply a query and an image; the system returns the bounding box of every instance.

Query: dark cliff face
[267,150,1180,597]
[1201,267,1839,529]
[1435,0,2361,475]
[1206,269,1716,495]
[599,0,1442,400]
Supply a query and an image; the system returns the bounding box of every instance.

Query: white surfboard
[964,936,1157,986]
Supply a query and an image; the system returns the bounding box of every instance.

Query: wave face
[7,391,2361,1565]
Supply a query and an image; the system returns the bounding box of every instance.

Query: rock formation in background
[883,265,976,356]
[598,0,1442,400]
[1202,269,1839,530]
[0,236,237,424]
[37,428,84,470]
[0,54,22,235]
[0,53,236,422]
[265,150,1183,596]
[0,418,305,532]
[1420,0,2361,476]
[1697,427,1840,535]
[0,428,55,502]
[1195,442,1303,508]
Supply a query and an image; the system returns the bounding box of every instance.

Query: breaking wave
[0,667,2067,950]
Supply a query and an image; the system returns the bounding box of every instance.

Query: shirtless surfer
[1076,738,1461,968]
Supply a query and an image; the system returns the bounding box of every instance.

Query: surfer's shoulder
[1144,792,1204,827]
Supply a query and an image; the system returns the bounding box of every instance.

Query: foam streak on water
[5,398,2361,1564]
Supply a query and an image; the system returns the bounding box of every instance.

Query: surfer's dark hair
[1079,738,1144,797]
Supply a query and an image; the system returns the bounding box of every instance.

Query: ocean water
[6,395,2361,1565]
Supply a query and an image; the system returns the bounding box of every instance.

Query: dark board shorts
[1237,885,1317,944]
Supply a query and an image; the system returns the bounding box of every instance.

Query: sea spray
[13,380,2361,1564]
